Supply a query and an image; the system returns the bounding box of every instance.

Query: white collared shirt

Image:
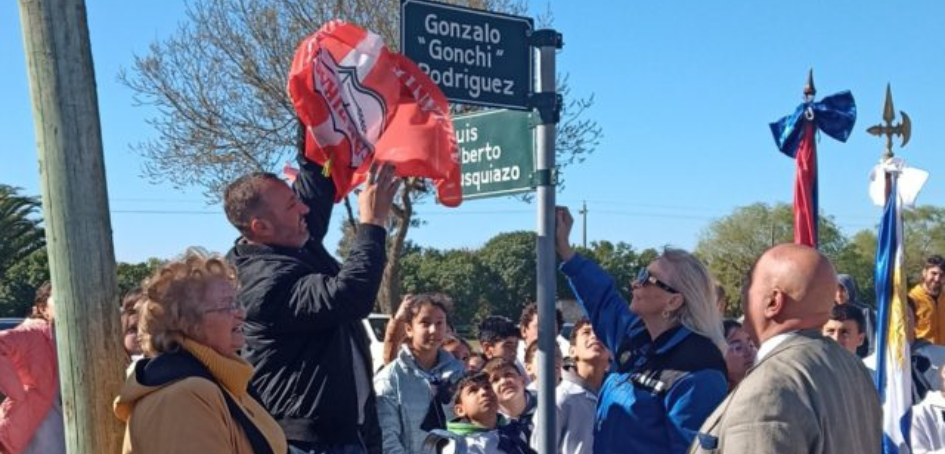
[755,331,799,362]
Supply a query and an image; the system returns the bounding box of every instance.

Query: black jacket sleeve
[295,152,336,243]
[362,393,383,454]
[272,224,387,333]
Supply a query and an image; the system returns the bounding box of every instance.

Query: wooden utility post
[17,1,125,453]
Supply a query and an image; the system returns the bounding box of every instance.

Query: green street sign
[401,0,534,110]
[454,109,535,200]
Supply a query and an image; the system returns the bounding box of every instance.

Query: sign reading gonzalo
[401,0,534,110]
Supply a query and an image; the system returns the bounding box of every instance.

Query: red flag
[793,121,818,247]
[288,20,461,207]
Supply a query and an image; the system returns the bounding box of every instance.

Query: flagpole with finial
[866,84,912,203]
[768,69,857,249]
[804,68,816,103]
[867,83,922,454]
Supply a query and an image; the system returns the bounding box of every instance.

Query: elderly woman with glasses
[555,207,727,454]
[114,254,287,454]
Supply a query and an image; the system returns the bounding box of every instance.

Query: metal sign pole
[531,29,562,454]
[402,3,562,448]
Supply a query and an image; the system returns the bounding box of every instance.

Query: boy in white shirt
[556,318,610,454]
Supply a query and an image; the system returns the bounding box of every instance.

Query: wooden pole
[17,1,125,453]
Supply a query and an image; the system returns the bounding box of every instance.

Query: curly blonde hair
[138,254,237,356]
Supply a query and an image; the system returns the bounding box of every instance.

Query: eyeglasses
[202,303,242,315]
[633,268,679,294]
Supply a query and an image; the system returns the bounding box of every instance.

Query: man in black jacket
[224,147,400,454]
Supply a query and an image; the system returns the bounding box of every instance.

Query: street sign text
[402,0,534,110]
[454,109,535,199]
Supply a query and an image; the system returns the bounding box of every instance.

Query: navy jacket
[560,254,727,454]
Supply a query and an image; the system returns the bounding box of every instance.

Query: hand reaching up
[556,206,575,262]
[359,162,401,227]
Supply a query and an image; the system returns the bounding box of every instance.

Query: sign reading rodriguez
[401,0,534,110]
[454,109,535,199]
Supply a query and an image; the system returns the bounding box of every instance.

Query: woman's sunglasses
[632,268,680,294]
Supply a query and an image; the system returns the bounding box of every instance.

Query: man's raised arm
[294,147,336,243]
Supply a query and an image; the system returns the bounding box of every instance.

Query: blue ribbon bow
[769,90,857,158]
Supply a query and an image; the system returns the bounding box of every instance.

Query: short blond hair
[138,254,237,356]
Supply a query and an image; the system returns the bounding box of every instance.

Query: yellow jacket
[910,285,945,346]
[114,340,286,454]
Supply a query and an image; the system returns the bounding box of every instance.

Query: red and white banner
[288,20,462,207]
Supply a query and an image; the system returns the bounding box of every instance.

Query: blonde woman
[114,254,286,454]
[555,207,727,454]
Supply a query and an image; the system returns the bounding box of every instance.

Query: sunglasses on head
[632,268,680,294]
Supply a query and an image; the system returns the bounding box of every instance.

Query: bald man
[689,244,881,454]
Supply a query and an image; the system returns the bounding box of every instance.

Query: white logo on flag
[311,48,387,168]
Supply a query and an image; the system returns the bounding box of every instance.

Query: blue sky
[2,1,944,263]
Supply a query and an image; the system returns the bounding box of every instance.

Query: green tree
[586,241,642,297]
[695,202,848,316]
[120,0,601,315]
[0,185,47,317]
[0,249,50,317]
[0,185,45,282]
[904,206,945,284]
[116,258,166,297]
[399,247,504,331]
[478,231,536,316]
[556,241,649,302]
[638,248,661,270]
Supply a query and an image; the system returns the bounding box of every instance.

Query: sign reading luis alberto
[401,0,534,110]
[454,109,535,200]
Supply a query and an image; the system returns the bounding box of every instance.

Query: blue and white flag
[873,158,928,454]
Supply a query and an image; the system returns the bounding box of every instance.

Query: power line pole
[17,1,125,453]
[579,200,588,249]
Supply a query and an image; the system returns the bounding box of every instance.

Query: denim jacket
[375,346,465,454]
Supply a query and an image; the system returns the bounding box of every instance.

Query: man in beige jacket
[689,244,881,454]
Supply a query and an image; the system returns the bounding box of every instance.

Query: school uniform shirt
[554,368,599,454]
[913,390,945,454]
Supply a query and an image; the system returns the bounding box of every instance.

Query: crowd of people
[3,145,945,454]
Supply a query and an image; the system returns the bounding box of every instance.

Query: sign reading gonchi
[454,109,535,199]
[401,0,534,110]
